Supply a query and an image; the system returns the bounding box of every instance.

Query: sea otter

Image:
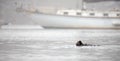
[76,40,99,46]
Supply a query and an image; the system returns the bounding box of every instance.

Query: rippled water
[0,29,120,61]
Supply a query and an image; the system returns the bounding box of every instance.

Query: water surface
[0,29,120,61]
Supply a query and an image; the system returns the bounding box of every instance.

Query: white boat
[30,9,120,29]
[1,0,120,29]
[29,0,120,29]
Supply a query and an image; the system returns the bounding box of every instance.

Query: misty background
[0,0,120,26]
[0,1,120,61]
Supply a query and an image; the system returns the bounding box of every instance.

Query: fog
[0,0,120,26]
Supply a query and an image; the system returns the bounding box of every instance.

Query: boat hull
[30,14,120,29]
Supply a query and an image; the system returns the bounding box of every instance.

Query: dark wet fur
[76,40,99,46]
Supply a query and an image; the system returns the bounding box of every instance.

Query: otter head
[76,40,83,46]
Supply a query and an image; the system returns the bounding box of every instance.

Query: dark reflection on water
[0,29,120,61]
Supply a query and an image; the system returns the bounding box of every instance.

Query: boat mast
[81,0,83,10]
[82,0,85,10]
[76,0,85,10]
[76,0,79,9]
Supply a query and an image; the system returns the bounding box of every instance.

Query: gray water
[0,29,120,61]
